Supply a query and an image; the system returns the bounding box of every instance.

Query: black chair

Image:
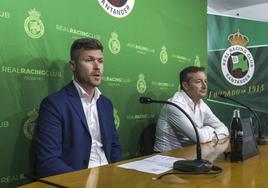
[139,122,157,156]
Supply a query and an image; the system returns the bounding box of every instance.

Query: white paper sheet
[118,155,185,174]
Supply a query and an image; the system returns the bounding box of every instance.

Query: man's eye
[83,57,103,63]
[98,59,103,63]
[84,58,94,62]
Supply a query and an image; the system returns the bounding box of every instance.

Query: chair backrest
[139,122,157,156]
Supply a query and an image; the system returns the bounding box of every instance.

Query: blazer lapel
[65,82,90,134]
[97,97,107,146]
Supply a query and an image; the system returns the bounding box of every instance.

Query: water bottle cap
[233,109,240,118]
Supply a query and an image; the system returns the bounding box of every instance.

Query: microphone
[218,94,267,145]
[139,97,222,174]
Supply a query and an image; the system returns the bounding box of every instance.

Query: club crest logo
[221,31,254,86]
[23,108,38,140]
[113,108,120,129]
[194,55,201,67]
[98,0,135,18]
[108,32,120,54]
[137,73,146,94]
[160,46,168,64]
[24,8,44,39]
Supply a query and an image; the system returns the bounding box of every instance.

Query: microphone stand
[140,97,221,173]
[219,94,267,145]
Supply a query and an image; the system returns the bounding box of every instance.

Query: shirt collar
[73,80,101,101]
[181,90,198,106]
[175,90,202,110]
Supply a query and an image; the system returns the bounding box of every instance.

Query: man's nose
[202,81,207,88]
[93,60,101,68]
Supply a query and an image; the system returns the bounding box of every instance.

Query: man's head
[70,38,103,61]
[180,66,207,102]
[69,38,104,88]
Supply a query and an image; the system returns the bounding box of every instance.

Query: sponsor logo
[151,81,175,90]
[171,54,191,63]
[56,24,101,39]
[108,32,120,54]
[127,43,155,54]
[0,121,9,128]
[98,0,135,18]
[126,114,155,120]
[221,31,254,86]
[137,74,146,94]
[102,76,131,83]
[0,10,10,19]
[1,66,62,77]
[102,76,131,87]
[113,108,120,129]
[24,8,44,39]
[194,55,201,67]
[23,108,38,140]
[160,46,168,64]
[0,173,25,184]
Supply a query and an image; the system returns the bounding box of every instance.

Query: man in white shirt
[154,66,229,152]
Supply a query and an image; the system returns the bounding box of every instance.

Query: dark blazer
[35,81,122,177]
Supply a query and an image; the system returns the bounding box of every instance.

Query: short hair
[179,66,205,90]
[70,38,103,61]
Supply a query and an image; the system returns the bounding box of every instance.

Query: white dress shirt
[73,80,108,168]
[154,90,229,152]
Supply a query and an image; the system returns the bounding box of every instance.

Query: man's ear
[182,81,188,91]
[69,60,76,71]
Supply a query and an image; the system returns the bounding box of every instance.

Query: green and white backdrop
[0,0,207,187]
[207,14,268,135]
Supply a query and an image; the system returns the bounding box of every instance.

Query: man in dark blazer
[35,38,122,177]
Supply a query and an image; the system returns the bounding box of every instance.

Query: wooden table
[19,140,268,188]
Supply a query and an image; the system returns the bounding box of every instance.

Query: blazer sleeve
[110,111,122,162]
[35,97,74,177]
[98,96,122,163]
